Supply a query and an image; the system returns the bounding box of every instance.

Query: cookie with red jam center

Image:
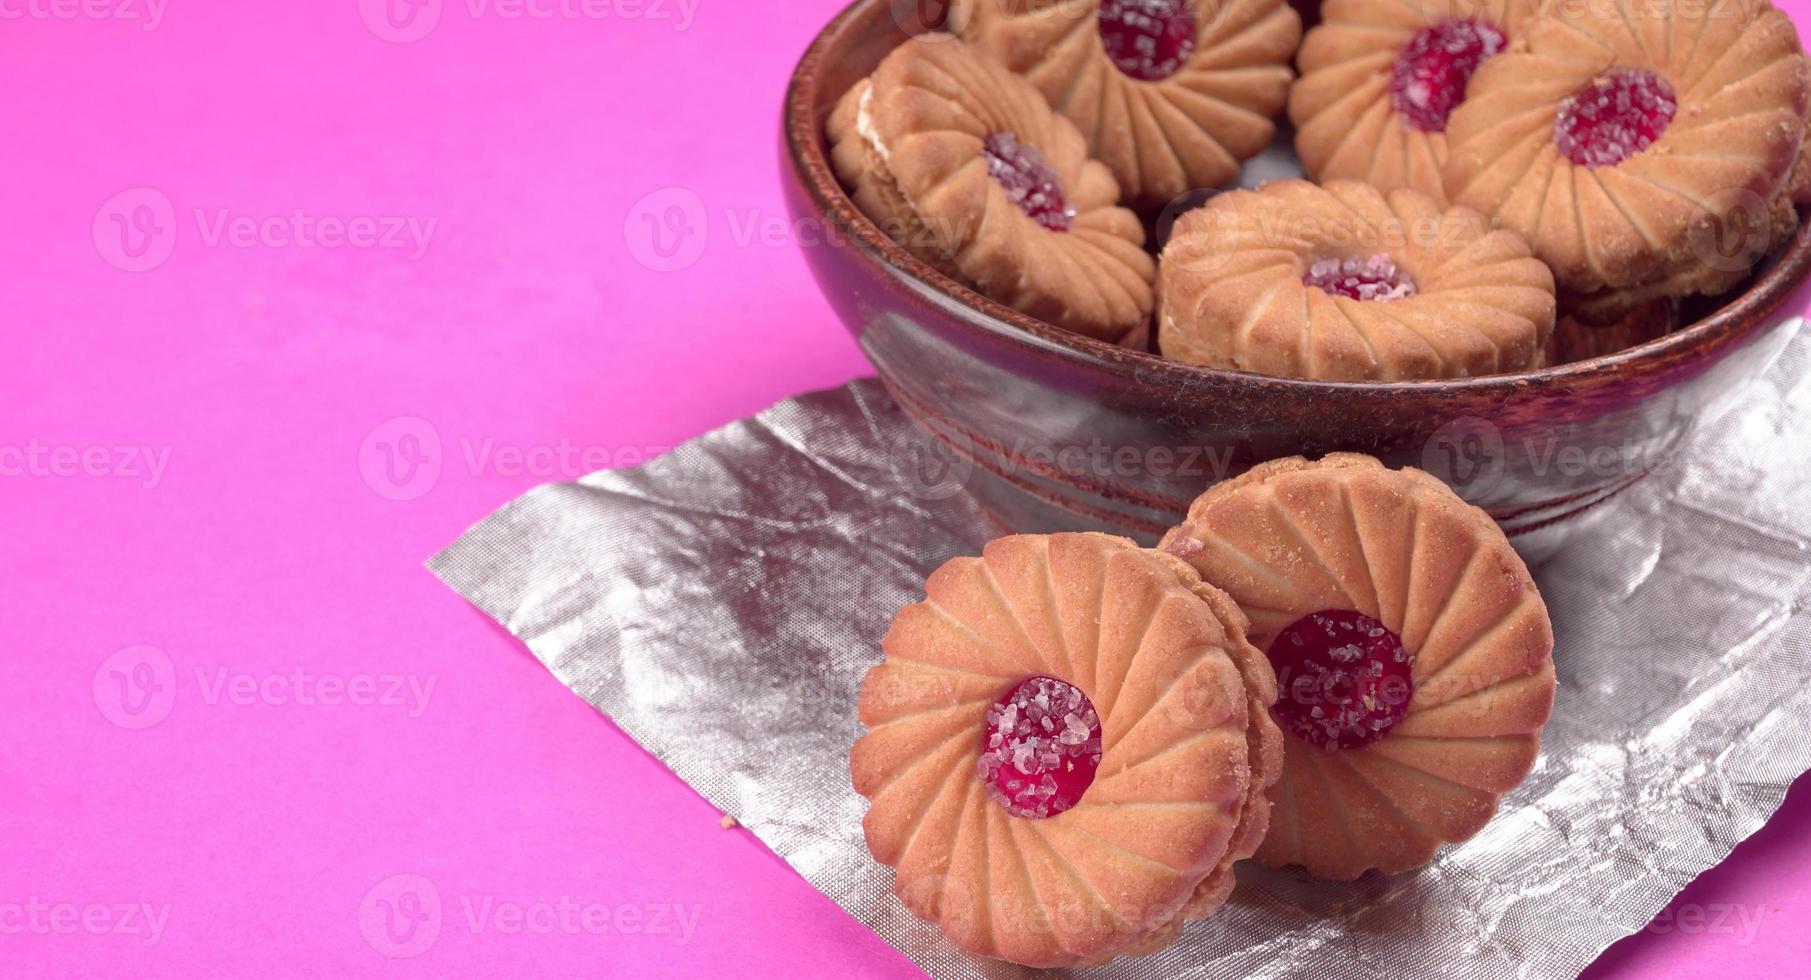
[954,0,1302,208]
[826,37,1155,342]
[1158,179,1555,380]
[852,532,1281,966]
[1291,0,1539,199]
[1445,0,1811,318]
[1160,455,1557,880]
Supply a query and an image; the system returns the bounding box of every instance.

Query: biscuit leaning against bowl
[826,36,1155,342]
[1158,178,1556,380]
[851,532,1282,967]
[954,0,1301,209]
[1445,0,1811,320]
[1290,0,1540,199]
[1160,454,1557,880]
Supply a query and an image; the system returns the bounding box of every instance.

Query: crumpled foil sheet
[429,322,1811,979]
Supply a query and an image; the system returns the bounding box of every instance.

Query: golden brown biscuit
[1159,455,1557,880]
[956,0,1302,208]
[852,532,1281,966]
[1290,0,1540,199]
[1445,0,1811,313]
[826,37,1155,341]
[1158,179,1556,379]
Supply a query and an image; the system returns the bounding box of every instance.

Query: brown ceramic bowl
[781,0,1811,558]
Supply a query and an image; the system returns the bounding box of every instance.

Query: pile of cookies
[852,455,1556,966]
[826,0,1811,381]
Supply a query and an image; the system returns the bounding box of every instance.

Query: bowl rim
[783,0,1811,398]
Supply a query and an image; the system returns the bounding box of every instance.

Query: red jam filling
[1267,610,1414,750]
[1387,18,1507,133]
[1302,254,1417,302]
[981,131,1074,232]
[1097,0,1197,82]
[1554,68,1677,169]
[977,676,1103,819]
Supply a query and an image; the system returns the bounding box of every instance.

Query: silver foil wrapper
[429,322,1811,979]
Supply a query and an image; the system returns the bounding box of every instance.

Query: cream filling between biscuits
[855,84,890,163]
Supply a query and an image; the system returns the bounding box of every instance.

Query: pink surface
[0,1,1805,976]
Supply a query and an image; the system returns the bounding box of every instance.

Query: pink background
[2,0,1806,975]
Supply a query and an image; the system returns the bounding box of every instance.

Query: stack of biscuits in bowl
[825,0,1811,381]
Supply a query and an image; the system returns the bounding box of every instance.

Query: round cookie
[1159,455,1557,880]
[955,0,1302,209]
[1444,0,1811,317]
[1290,0,1541,199]
[852,532,1281,967]
[1158,179,1556,380]
[826,37,1155,341]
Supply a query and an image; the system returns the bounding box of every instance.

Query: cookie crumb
[1164,534,1205,558]
[719,815,739,829]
